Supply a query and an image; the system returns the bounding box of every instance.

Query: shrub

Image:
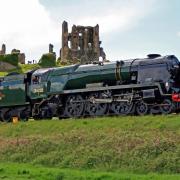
[0,54,19,66]
[39,53,56,68]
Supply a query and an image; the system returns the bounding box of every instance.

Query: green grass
[0,163,179,180]
[0,115,179,179]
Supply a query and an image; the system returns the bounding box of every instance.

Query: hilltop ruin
[0,44,25,64]
[60,21,106,64]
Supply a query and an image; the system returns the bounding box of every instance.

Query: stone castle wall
[60,21,106,64]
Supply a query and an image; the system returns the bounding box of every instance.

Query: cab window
[32,76,41,84]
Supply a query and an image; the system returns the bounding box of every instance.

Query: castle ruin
[60,21,106,64]
[11,49,25,64]
[0,44,25,64]
[0,44,6,55]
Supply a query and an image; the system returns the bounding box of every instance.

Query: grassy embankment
[0,64,40,77]
[0,52,59,77]
[0,115,179,179]
[0,59,73,77]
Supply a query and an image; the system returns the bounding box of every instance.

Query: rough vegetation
[0,53,56,76]
[0,115,179,179]
[38,53,56,67]
[0,64,40,76]
[0,54,19,66]
[0,52,80,77]
[0,60,77,77]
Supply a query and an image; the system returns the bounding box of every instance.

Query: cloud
[51,0,157,34]
[0,0,157,61]
[44,0,157,60]
[61,0,157,60]
[178,32,180,37]
[77,1,156,34]
[0,0,59,61]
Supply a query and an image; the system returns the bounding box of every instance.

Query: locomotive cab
[28,68,53,100]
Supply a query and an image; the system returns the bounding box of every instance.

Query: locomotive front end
[166,55,180,103]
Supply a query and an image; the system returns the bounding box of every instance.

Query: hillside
[0,115,179,179]
[0,62,71,77]
[0,64,40,76]
[0,52,58,77]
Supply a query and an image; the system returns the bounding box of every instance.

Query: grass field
[0,115,179,179]
[0,163,179,180]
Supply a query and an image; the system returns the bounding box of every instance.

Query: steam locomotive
[0,54,180,122]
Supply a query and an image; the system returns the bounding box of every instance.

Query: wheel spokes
[160,99,175,114]
[86,93,107,116]
[64,95,84,118]
[111,102,133,115]
[136,101,149,115]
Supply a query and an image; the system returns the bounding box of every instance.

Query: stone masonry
[60,21,106,64]
[11,49,25,64]
[0,44,6,55]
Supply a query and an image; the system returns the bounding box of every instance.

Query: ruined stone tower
[49,44,54,53]
[0,44,6,55]
[60,21,106,64]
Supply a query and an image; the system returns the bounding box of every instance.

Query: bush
[0,54,19,66]
[39,53,56,68]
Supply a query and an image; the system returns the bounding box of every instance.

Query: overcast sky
[0,0,179,62]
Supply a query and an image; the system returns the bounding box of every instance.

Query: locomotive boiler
[0,54,180,122]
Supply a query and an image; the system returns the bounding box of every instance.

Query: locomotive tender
[0,54,180,122]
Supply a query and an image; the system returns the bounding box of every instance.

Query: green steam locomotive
[0,54,180,122]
